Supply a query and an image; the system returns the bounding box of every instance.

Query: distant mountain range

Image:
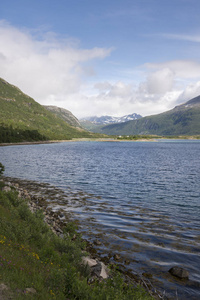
[95,96,200,136]
[0,78,100,143]
[80,113,142,132]
[81,113,142,124]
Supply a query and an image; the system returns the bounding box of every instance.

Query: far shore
[0,138,117,147]
[0,136,199,147]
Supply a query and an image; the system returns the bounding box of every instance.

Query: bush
[0,162,4,176]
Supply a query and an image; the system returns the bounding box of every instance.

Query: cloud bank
[0,21,112,115]
[1,21,200,118]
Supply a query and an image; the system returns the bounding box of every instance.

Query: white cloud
[0,21,112,110]
[145,60,200,79]
[177,81,200,103]
[1,21,200,119]
[140,68,175,94]
[162,33,200,43]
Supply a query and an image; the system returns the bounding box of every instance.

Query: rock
[113,254,121,260]
[24,287,37,294]
[83,257,109,280]
[82,256,98,267]
[1,186,11,192]
[169,266,189,279]
[91,262,103,277]
[0,283,9,291]
[91,261,109,279]
[0,283,13,299]
[17,191,23,198]
[99,262,108,279]
[55,227,63,234]
[94,239,102,246]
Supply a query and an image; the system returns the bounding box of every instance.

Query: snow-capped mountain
[80,113,142,125]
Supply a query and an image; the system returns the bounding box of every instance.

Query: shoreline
[0,136,200,147]
[1,141,199,299]
[1,175,162,299]
[2,175,199,299]
[0,140,69,147]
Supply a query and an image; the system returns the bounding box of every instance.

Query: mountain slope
[99,96,200,136]
[44,105,82,128]
[0,78,97,142]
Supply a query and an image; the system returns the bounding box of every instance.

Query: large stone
[91,262,109,279]
[169,266,189,279]
[82,256,97,267]
[99,262,108,279]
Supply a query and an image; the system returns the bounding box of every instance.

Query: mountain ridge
[80,113,142,132]
[44,105,82,128]
[80,113,142,124]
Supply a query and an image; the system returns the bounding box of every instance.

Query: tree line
[0,124,48,143]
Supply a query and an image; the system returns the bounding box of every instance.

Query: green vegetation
[79,120,106,133]
[0,163,4,176]
[116,135,161,140]
[0,78,103,142]
[0,124,48,143]
[0,169,153,299]
[116,134,200,140]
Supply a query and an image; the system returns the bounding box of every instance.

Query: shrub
[0,162,4,176]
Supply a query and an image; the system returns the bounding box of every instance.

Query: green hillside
[0,78,99,142]
[99,96,200,136]
[79,120,105,133]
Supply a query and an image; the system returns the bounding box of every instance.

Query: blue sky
[1,0,200,117]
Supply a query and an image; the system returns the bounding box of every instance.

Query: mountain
[0,78,99,142]
[44,105,82,128]
[81,113,142,124]
[80,113,142,132]
[95,96,200,136]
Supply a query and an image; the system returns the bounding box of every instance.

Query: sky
[1,0,200,118]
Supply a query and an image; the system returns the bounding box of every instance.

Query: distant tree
[0,162,5,177]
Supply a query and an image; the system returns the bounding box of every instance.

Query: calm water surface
[0,140,200,299]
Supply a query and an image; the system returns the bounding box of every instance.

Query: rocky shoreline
[3,176,197,299]
[2,176,199,300]
[1,176,165,299]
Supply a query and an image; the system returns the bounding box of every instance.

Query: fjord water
[0,140,200,299]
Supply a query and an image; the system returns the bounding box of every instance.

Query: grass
[0,181,154,299]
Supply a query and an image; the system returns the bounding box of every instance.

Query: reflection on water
[0,140,200,299]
